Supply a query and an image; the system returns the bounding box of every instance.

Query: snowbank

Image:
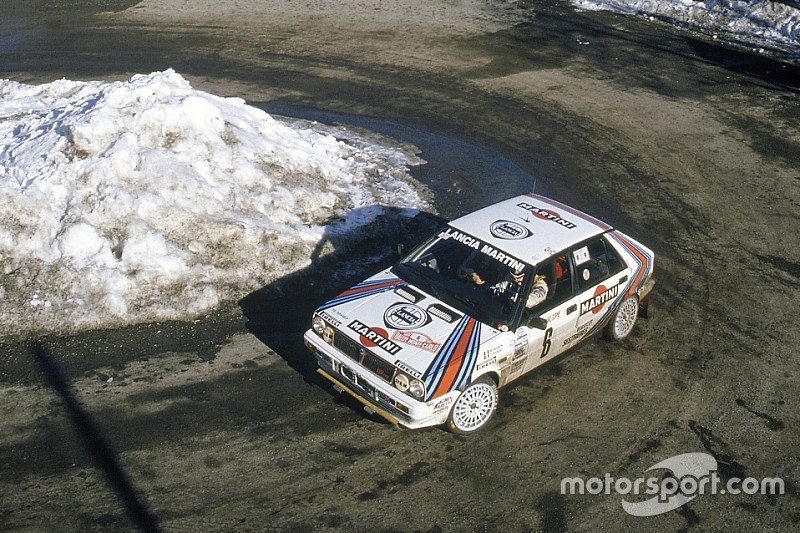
[572,0,800,60]
[0,70,430,334]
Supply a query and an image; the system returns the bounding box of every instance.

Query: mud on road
[1,0,799,530]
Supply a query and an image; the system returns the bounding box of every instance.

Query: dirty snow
[572,0,800,61]
[0,69,429,334]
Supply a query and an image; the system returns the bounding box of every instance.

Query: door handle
[567,304,577,314]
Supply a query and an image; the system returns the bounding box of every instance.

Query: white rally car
[304,194,654,434]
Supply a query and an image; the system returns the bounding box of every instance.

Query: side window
[524,253,573,313]
[573,236,624,291]
[605,238,625,275]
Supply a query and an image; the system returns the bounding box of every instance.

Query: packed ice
[572,0,800,61]
[0,69,430,334]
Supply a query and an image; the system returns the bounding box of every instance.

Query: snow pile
[572,0,800,61]
[0,70,429,334]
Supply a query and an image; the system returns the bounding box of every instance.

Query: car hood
[315,269,501,381]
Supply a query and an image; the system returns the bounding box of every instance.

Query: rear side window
[573,236,624,291]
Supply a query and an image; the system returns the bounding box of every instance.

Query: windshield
[393,226,532,328]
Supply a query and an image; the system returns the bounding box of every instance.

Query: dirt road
[1,0,799,530]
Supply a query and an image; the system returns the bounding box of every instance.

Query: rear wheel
[447,376,498,434]
[605,295,639,341]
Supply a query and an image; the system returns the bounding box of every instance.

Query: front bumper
[304,330,453,430]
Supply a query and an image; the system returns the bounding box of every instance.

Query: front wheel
[605,295,639,341]
[447,376,498,435]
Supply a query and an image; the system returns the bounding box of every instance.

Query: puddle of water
[259,104,548,219]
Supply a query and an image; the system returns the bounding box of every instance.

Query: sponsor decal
[545,310,561,322]
[439,227,526,271]
[432,396,454,414]
[482,344,503,359]
[318,310,341,328]
[395,360,422,379]
[510,359,525,374]
[384,303,430,330]
[391,330,442,353]
[513,330,529,361]
[562,320,593,347]
[476,357,497,372]
[348,320,402,356]
[580,285,620,315]
[517,202,577,230]
[480,244,526,271]
[439,228,482,249]
[490,220,532,240]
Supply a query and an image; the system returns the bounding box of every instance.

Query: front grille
[362,354,395,383]
[335,363,397,409]
[333,332,362,361]
[332,331,394,384]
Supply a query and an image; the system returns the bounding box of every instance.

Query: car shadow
[238,205,445,397]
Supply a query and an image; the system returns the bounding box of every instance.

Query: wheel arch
[471,370,500,388]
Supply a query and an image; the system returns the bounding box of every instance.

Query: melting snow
[0,70,430,334]
[572,0,800,61]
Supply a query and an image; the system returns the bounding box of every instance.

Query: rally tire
[605,295,639,341]
[447,376,498,435]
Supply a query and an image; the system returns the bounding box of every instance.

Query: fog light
[394,373,410,392]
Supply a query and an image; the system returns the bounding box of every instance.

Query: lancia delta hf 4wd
[304,194,655,434]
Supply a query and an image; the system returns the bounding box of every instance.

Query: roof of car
[448,194,612,266]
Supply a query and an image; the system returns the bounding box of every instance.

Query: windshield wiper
[446,291,480,313]
[395,263,438,293]
[395,264,500,323]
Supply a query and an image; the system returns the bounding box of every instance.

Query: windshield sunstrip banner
[439,227,527,271]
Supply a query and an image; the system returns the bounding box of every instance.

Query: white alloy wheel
[606,295,639,341]
[447,377,498,434]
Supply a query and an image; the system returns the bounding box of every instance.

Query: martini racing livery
[305,194,655,434]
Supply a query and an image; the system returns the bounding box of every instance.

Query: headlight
[312,315,327,335]
[312,315,334,343]
[408,379,425,401]
[393,372,425,401]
